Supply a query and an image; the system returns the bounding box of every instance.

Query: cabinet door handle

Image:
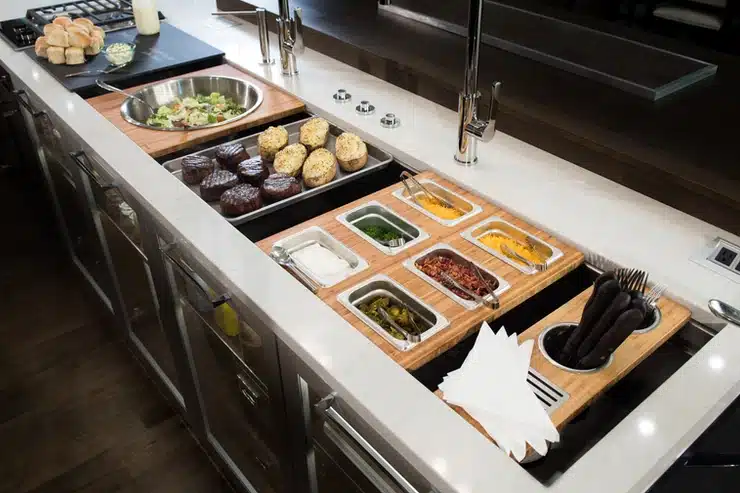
[237,372,263,407]
[12,89,45,118]
[317,394,421,493]
[161,242,231,308]
[69,151,115,191]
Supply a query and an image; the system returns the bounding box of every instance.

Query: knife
[578,308,645,368]
[561,279,621,364]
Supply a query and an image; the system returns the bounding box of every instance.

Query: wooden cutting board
[85,63,305,158]
[257,171,585,371]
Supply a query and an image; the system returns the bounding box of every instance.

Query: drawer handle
[161,242,231,308]
[237,372,265,408]
[69,151,115,191]
[317,393,421,493]
[12,89,45,118]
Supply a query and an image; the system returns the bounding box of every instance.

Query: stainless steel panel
[404,243,510,310]
[461,216,564,275]
[336,201,430,256]
[391,178,482,227]
[162,117,393,225]
[337,274,449,352]
[119,76,263,131]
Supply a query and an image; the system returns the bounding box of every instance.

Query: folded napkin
[439,322,559,461]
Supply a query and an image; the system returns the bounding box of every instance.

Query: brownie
[237,156,270,186]
[215,143,249,172]
[181,155,215,185]
[199,170,239,202]
[220,184,263,216]
[260,173,302,202]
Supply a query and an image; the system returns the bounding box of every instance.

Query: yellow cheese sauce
[479,232,548,264]
[415,195,464,220]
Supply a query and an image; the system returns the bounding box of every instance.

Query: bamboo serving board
[257,171,585,370]
[85,63,305,158]
[438,287,691,440]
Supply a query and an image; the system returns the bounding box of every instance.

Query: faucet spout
[455,0,501,165]
[277,1,304,76]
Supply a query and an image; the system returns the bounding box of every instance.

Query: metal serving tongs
[440,271,498,309]
[400,171,463,214]
[501,244,547,273]
[377,306,422,343]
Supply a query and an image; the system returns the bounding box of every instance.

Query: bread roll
[43,24,62,36]
[46,29,69,48]
[92,26,105,40]
[335,133,368,172]
[258,126,289,161]
[273,143,307,177]
[34,36,49,58]
[72,18,95,33]
[65,47,85,65]
[84,34,104,56]
[299,117,330,151]
[303,149,337,188]
[47,46,66,65]
[53,16,72,28]
[67,26,92,48]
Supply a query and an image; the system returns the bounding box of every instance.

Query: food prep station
[2,1,740,493]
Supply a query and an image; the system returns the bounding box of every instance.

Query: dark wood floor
[0,167,235,493]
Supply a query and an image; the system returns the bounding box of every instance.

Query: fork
[643,284,666,306]
[501,244,548,273]
[616,268,648,293]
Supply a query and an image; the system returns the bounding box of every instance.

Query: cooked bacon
[415,255,490,299]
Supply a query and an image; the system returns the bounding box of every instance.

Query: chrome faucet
[455,0,501,165]
[277,0,305,75]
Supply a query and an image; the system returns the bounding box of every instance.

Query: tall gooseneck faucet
[455,0,501,165]
[277,0,305,75]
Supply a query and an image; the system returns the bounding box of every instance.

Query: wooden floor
[0,168,235,493]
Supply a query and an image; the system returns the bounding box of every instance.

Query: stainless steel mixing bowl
[119,76,263,131]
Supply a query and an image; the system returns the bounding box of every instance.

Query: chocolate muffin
[261,173,302,202]
[237,156,270,186]
[199,170,239,202]
[214,143,249,172]
[220,184,263,216]
[180,155,215,185]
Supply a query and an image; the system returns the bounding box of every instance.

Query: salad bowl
[119,76,263,131]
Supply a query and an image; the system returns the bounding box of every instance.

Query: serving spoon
[270,245,320,293]
[95,79,155,116]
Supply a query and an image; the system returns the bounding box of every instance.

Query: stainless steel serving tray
[163,117,393,225]
[404,243,510,310]
[338,274,449,351]
[391,179,482,227]
[461,217,564,275]
[336,200,430,256]
[272,226,369,288]
[120,76,264,131]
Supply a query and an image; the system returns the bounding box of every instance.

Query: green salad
[146,92,246,129]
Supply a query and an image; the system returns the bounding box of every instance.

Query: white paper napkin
[440,322,559,461]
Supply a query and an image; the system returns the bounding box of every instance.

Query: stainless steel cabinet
[162,244,290,493]
[281,342,435,493]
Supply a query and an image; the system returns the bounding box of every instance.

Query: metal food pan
[162,117,393,226]
[404,243,510,310]
[391,179,482,227]
[461,217,564,275]
[336,200,430,256]
[272,226,368,288]
[338,274,449,352]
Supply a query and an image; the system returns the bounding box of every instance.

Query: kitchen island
[2,1,740,493]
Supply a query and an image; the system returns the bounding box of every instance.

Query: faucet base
[454,153,478,166]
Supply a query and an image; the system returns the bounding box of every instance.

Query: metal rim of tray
[391,179,482,227]
[335,200,431,256]
[337,274,450,352]
[538,323,614,374]
[403,242,511,311]
[119,76,264,131]
[461,216,564,275]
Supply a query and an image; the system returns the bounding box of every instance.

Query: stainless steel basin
[120,76,263,131]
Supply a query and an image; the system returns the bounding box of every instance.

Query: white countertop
[2,1,740,492]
